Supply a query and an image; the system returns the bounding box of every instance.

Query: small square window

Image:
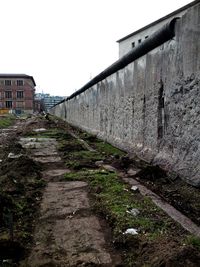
[6,100,12,108]
[16,101,24,108]
[145,35,149,39]
[138,39,142,44]
[17,80,24,86]
[5,80,11,86]
[132,42,135,48]
[17,91,24,98]
[5,91,12,98]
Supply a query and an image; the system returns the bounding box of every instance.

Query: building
[0,74,36,115]
[117,0,200,57]
[35,93,65,112]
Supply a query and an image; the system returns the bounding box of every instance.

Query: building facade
[117,0,199,57]
[0,74,36,115]
[35,93,65,112]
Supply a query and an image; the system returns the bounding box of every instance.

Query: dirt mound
[0,240,24,262]
[137,165,167,181]
[0,154,45,264]
[1,155,41,179]
[135,240,200,267]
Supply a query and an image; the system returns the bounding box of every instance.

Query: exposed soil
[1,115,200,266]
[0,119,46,265]
[135,166,200,226]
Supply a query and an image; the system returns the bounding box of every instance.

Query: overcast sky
[0,0,192,96]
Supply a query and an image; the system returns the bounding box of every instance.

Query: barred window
[5,91,12,98]
[6,101,12,108]
[5,80,12,86]
[17,80,24,86]
[17,91,24,98]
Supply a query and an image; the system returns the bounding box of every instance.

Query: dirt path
[1,116,200,266]
[19,131,120,266]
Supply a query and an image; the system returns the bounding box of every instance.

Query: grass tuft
[186,235,200,249]
[0,115,15,129]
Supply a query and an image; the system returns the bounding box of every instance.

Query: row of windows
[132,35,149,48]
[3,91,24,99]
[3,101,24,108]
[4,80,24,86]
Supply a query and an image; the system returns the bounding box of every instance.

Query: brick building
[0,74,36,115]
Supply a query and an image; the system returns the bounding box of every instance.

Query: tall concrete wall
[51,3,200,187]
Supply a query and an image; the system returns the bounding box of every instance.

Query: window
[5,91,12,98]
[132,42,135,48]
[16,101,24,108]
[17,80,24,86]
[138,39,142,44]
[145,35,149,39]
[17,91,24,98]
[5,80,12,86]
[6,101,12,108]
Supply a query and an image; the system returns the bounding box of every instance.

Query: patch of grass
[94,141,125,156]
[74,129,126,157]
[69,150,103,161]
[185,235,200,250]
[65,150,104,170]
[64,169,172,237]
[64,168,187,266]
[58,139,84,153]
[25,128,67,138]
[0,115,15,129]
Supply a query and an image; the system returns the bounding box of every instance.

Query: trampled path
[19,133,120,266]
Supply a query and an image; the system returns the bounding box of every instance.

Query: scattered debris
[127,168,140,176]
[131,185,139,191]
[102,164,116,172]
[127,208,140,216]
[95,160,104,166]
[33,128,47,132]
[8,152,23,159]
[124,228,138,235]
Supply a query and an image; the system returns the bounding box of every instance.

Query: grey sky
[0,0,192,96]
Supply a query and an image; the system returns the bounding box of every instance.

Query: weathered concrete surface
[22,178,118,265]
[24,182,113,266]
[20,131,120,266]
[19,137,62,163]
[51,3,200,187]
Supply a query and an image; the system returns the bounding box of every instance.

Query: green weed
[94,141,125,156]
[0,115,15,129]
[64,169,170,237]
[185,235,200,249]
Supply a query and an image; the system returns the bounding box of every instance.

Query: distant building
[35,93,65,111]
[117,0,199,57]
[0,74,36,115]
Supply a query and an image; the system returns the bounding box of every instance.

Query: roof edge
[0,74,36,86]
[117,0,200,43]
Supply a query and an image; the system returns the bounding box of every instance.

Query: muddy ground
[0,115,200,266]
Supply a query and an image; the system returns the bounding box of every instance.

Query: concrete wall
[51,3,200,187]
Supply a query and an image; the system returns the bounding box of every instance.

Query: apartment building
[0,74,36,115]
